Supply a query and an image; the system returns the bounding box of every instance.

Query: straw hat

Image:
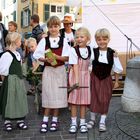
[61,14,74,23]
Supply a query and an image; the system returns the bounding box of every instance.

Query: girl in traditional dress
[33,16,70,133]
[0,32,28,131]
[87,28,123,132]
[68,27,91,134]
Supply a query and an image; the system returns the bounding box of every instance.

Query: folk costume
[33,36,70,108]
[0,50,28,119]
[90,47,123,114]
[68,46,91,105]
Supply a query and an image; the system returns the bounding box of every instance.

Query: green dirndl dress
[0,51,28,119]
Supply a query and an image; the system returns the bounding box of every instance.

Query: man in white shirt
[60,13,75,47]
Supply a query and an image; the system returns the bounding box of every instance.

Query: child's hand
[75,83,79,88]
[46,57,54,64]
[113,82,120,89]
[68,83,79,93]
[88,65,92,73]
[52,53,56,57]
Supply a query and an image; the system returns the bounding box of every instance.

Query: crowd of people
[0,11,123,134]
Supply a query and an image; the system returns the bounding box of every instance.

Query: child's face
[15,38,21,48]
[28,42,37,52]
[8,23,17,32]
[75,32,89,47]
[48,25,60,37]
[96,36,110,50]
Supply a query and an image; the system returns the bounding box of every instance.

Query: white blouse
[69,47,123,73]
[69,47,89,64]
[0,51,21,76]
[33,37,70,61]
[90,49,123,73]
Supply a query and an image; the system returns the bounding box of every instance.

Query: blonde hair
[47,16,61,27]
[6,32,21,47]
[95,28,110,39]
[27,37,37,46]
[75,27,91,41]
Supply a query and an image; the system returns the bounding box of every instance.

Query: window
[21,9,30,27]
[51,5,56,12]
[57,6,62,13]
[13,11,16,21]
[44,4,50,22]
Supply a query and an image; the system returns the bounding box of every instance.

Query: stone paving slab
[0,94,140,140]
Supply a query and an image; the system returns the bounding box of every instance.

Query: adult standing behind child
[68,27,91,134]
[87,28,123,132]
[33,16,70,133]
[60,13,75,47]
[30,14,44,43]
[0,32,28,132]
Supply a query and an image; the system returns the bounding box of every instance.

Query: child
[33,16,70,133]
[8,21,23,59]
[68,27,91,133]
[0,32,28,131]
[8,21,18,33]
[87,28,123,132]
[26,37,38,95]
[27,37,41,71]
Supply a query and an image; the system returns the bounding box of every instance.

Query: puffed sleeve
[89,46,95,71]
[69,47,78,64]
[112,57,123,73]
[0,52,13,76]
[33,38,46,59]
[62,38,71,57]
[90,46,95,61]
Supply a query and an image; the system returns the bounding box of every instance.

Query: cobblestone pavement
[0,95,140,140]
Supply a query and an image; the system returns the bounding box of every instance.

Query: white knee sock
[4,120,11,124]
[71,117,77,125]
[43,116,49,122]
[80,118,85,125]
[100,115,107,124]
[52,116,58,122]
[90,112,96,121]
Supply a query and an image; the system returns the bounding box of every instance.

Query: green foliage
[26,68,40,85]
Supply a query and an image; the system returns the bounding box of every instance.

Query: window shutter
[64,6,70,14]
[13,11,16,21]
[28,9,31,25]
[21,11,23,27]
[44,4,50,22]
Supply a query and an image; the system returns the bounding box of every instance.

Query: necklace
[100,51,104,56]
[77,46,90,60]
[53,39,56,43]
